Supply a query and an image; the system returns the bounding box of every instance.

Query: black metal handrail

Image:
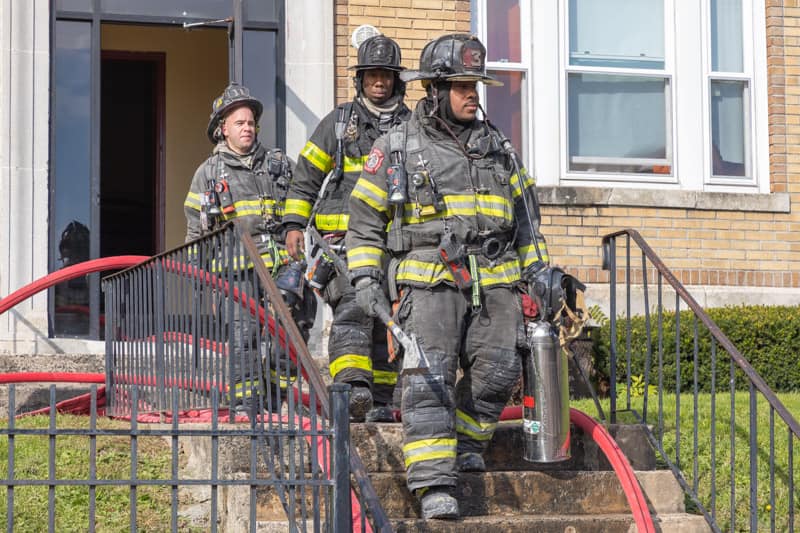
[102,221,391,532]
[237,222,391,533]
[602,228,799,533]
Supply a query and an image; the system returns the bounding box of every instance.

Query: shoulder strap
[331,102,354,181]
[388,120,407,162]
[334,102,353,142]
[386,121,409,253]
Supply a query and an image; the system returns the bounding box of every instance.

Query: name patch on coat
[364,147,385,174]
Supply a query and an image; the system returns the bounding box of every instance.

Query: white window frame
[475,0,769,194]
[473,0,533,164]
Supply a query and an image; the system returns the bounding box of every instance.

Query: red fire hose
[500,405,656,533]
[0,256,149,316]
[0,258,651,532]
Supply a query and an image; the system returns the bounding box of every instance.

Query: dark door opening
[100,52,165,258]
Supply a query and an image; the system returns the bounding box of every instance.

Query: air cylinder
[521,320,570,462]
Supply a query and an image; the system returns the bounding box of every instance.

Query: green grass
[573,391,800,532]
[0,414,180,533]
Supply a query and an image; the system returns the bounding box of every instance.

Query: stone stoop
[242,420,711,532]
[348,422,710,532]
[0,353,105,415]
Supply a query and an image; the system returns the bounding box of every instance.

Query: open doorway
[101,23,230,250]
[101,51,165,257]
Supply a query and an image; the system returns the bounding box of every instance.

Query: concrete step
[356,470,684,518]
[0,382,102,416]
[350,419,656,472]
[0,353,105,415]
[390,512,710,533]
[251,512,711,533]
[249,469,684,520]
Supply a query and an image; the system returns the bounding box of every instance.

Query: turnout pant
[397,284,522,493]
[228,267,315,411]
[326,276,397,406]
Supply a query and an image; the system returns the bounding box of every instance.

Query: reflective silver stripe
[456,409,496,441]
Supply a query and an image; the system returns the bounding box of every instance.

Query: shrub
[592,304,800,393]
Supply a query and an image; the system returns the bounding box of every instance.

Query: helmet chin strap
[428,83,440,116]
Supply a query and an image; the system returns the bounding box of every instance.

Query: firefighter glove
[354,276,389,318]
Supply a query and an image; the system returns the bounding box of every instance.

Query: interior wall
[101,24,228,250]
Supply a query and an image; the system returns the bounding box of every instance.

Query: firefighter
[345,34,550,519]
[184,83,315,417]
[283,35,411,422]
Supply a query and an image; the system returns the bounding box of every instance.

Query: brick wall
[334,0,471,104]
[332,2,800,290]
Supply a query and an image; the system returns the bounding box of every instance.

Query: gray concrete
[349,421,656,473]
[537,186,790,213]
[368,470,685,517]
[390,513,710,533]
[583,282,800,319]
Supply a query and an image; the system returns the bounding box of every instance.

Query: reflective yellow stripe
[300,141,334,173]
[517,243,549,268]
[270,369,295,389]
[343,155,368,173]
[346,245,384,269]
[314,213,349,232]
[401,194,513,224]
[185,191,202,210]
[233,380,261,398]
[456,409,496,441]
[403,438,457,468]
[373,369,397,386]
[396,258,521,287]
[285,198,313,219]
[510,168,535,198]
[477,260,522,286]
[329,354,372,378]
[185,193,282,217]
[351,177,389,213]
[204,251,287,273]
[222,198,281,218]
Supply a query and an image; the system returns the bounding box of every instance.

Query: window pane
[100,0,228,20]
[486,0,521,63]
[569,0,664,69]
[243,30,278,149]
[53,20,92,336]
[711,80,748,177]
[245,0,279,23]
[568,73,671,174]
[56,0,93,12]
[711,0,743,72]
[486,70,525,157]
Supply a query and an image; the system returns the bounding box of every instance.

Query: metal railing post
[330,383,352,533]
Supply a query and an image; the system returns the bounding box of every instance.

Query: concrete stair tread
[367,469,685,517]
[388,512,710,533]
[251,513,709,533]
[350,419,657,472]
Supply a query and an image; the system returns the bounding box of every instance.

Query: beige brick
[412,0,443,8]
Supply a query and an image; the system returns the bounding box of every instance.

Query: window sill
[536,186,790,213]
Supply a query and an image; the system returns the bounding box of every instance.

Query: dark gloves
[354,276,390,318]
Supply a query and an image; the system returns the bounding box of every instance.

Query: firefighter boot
[419,487,459,520]
[457,452,486,472]
[234,394,263,421]
[349,385,373,422]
